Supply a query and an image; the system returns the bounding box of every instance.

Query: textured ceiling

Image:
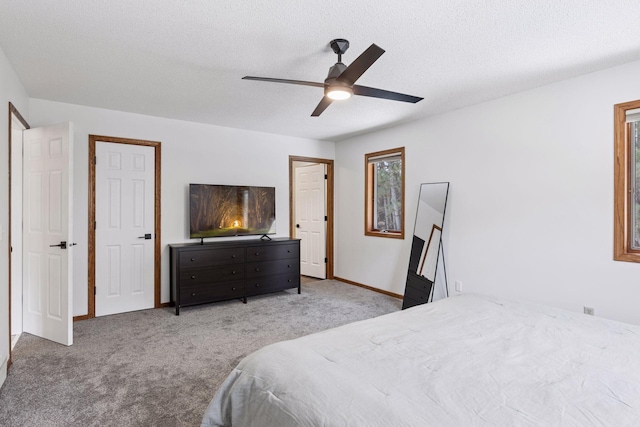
[1,0,640,141]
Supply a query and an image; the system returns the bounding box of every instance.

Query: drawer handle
[190,258,195,262]
[191,292,196,296]
[232,270,236,274]
[191,275,196,279]
[231,254,236,258]
[255,284,260,287]
[287,250,291,253]
[255,252,260,256]
[255,268,260,272]
[232,287,236,291]
[287,264,291,268]
[288,279,292,282]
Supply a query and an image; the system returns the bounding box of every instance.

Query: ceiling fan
[243,39,424,117]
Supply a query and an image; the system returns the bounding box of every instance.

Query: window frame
[614,99,640,262]
[364,147,405,239]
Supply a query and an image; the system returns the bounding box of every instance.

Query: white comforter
[201,294,640,426]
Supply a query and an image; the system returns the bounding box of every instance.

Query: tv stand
[170,238,300,315]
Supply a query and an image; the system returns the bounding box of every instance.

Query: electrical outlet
[455,280,462,292]
[584,306,595,316]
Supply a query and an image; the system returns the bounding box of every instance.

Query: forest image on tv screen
[190,184,276,238]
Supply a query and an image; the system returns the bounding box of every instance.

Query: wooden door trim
[289,156,334,279]
[7,102,30,368]
[86,135,161,320]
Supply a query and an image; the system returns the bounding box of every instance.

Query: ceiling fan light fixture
[326,85,353,100]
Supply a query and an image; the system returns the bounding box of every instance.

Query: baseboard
[334,276,403,299]
[74,303,172,322]
[0,354,7,390]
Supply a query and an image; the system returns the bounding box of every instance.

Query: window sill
[365,230,404,239]
[614,250,640,263]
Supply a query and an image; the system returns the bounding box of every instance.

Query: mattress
[201,294,640,426]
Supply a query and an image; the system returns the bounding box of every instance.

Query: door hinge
[94,221,97,229]
[94,287,96,296]
[324,216,327,221]
[324,174,327,179]
[324,257,328,263]
[94,156,97,165]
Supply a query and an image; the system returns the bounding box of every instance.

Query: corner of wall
[0,353,7,389]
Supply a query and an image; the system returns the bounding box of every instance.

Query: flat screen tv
[189,184,276,239]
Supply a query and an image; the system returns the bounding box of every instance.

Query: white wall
[28,99,335,316]
[336,59,640,325]
[0,44,29,382]
[414,200,442,244]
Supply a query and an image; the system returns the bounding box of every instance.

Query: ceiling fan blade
[242,76,324,88]
[311,96,333,117]
[353,85,423,103]
[336,44,385,86]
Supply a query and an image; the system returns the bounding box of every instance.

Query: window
[365,147,405,239]
[614,100,640,262]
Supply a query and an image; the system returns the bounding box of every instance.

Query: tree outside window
[632,121,640,249]
[365,147,405,239]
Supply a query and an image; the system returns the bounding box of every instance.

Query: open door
[295,163,327,279]
[22,122,74,346]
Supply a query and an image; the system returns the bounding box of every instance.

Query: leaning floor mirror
[402,182,450,309]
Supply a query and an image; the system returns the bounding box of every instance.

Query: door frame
[7,102,30,368]
[86,135,162,320]
[289,156,334,279]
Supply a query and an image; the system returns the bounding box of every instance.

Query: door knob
[138,233,152,240]
[296,224,300,228]
[49,241,67,249]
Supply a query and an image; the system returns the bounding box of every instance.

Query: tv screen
[189,184,276,238]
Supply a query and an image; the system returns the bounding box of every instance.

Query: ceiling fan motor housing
[330,39,350,55]
[326,62,347,82]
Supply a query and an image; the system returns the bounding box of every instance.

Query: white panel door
[295,163,326,279]
[22,122,74,346]
[95,142,155,316]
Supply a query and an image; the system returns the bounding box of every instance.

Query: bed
[201,294,640,426]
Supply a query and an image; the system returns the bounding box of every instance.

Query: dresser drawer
[246,258,299,278]
[405,272,433,294]
[179,265,244,285]
[404,282,431,304]
[246,243,299,261]
[179,247,245,268]
[402,296,422,310]
[180,281,245,305]
[246,272,300,297]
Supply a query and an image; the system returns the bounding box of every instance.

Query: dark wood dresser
[170,238,300,315]
[402,272,433,309]
[402,234,434,309]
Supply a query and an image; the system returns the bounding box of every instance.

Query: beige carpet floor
[0,279,401,426]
